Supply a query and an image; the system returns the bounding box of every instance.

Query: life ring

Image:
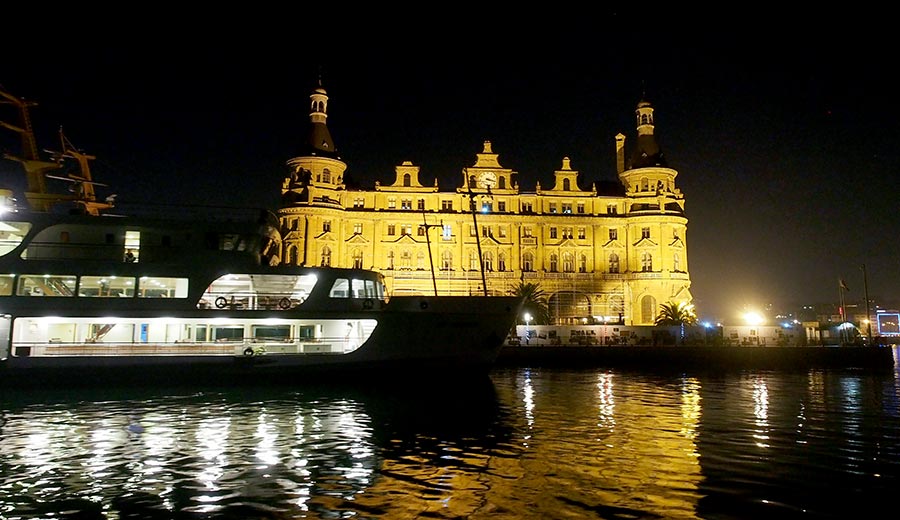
[215,296,228,309]
[419,300,429,310]
[362,298,374,310]
[278,297,292,310]
[243,347,254,356]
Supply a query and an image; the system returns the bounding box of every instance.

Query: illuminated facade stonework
[277,86,692,325]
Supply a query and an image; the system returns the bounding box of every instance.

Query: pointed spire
[304,79,337,157]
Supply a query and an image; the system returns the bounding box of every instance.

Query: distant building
[276,82,693,325]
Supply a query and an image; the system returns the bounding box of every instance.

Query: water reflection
[2,360,899,519]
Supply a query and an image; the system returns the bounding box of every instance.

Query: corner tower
[616,97,691,324]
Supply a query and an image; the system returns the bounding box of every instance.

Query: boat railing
[11,336,361,357]
[198,291,307,310]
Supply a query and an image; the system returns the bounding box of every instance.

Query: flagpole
[862,264,872,345]
[838,280,846,346]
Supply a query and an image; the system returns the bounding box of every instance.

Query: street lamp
[524,312,532,327]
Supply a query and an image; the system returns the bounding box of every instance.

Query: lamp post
[466,188,489,296]
[524,312,532,344]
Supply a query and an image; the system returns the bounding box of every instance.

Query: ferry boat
[0,89,523,387]
[0,203,523,387]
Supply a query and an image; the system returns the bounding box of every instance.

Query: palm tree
[655,301,698,326]
[510,281,551,325]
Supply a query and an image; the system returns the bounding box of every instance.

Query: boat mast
[466,188,488,296]
[422,212,440,296]
[0,88,62,211]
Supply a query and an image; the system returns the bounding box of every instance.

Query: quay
[495,344,898,372]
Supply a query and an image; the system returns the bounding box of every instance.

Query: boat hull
[0,295,523,387]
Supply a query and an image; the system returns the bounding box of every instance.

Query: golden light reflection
[521,369,535,443]
[680,377,701,441]
[596,372,615,434]
[752,376,770,448]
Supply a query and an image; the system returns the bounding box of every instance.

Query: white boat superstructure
[0,208,522,386]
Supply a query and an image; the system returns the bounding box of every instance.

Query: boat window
[351,278,366,298]
[252,325,291,342]
[138,277,189,298]
[329,278,350,298]
[79,276,136,297]
[0,221,31,257]
[0,274,13,296]
[17,274,77,296]
[212,326,244,341]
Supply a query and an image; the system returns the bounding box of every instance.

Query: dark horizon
[3,42,897,323]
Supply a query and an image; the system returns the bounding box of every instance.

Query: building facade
[277,84,692,325]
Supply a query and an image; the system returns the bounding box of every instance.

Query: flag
[839,278,850,291]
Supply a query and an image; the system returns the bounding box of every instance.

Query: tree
[510,281,551,325]
[655,301,698,326]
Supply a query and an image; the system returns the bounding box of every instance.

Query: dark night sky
[2,33,897,322]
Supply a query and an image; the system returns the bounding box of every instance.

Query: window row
[0,273,189,298]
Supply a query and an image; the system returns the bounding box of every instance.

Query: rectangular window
[402,224,412,236]
[0,274,13,296]
[550,227,558,239]
[442,200,453,211]
[354,198,365,208]
[642,227,650,239]
[499,227,507,238]
[417,226,425,236]
[562,203,572,214]
[387,224,396,236]
[323,221,331,232]
[353,223,362,234]
[609,229,618,240]
[607,204,617,215]
[470,225,477,237]
[442,224,452,240]
[388,198,396,209]
[401,199,412,210]
[498,201,506,212]
[549,203,557,213]
[417,199,425,211]
[577,203,585,214]
[79,276,136,298]
[523,226,533,238]
[482,226,490,237]
[578,227,586,240]
[17,274,77,297]
[522,202,533,213]
[138,276,188,298]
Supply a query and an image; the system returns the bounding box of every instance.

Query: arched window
[288,245,298,266]
[609,253,619,274]
[498,177,506,189]
[403,173,411,187]
[483,252,493,271]
[549,253,558,273]
[352,249,363,269]
[498,252,506,272]
[469,175,477,187]
[673,253,681,272]
[417,251,425,270]
[401,250,412,269]
[563,253,574,273]
[640,178,649,191]
[323,169,331,184]
[320,246,331,267]
[441,250,452,271]
[387,250,395,270]
[563,178,571,191]
[522,252,534,272]
[579,254,587,273]
[469,250,479,270]
[641,252,653,272]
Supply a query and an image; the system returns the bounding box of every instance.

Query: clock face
[479,172,497,188]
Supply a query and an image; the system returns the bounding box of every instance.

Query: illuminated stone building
[277,84,692,325]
